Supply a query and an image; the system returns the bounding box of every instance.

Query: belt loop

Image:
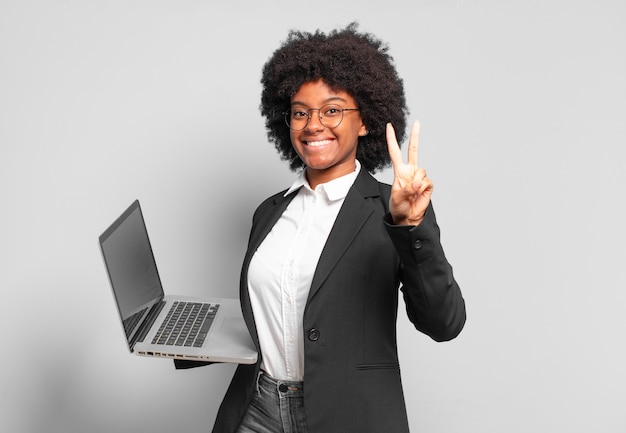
[255,370,262,395]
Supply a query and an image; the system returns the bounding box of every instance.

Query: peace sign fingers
[386,119,433,226]
[387,120,421,172]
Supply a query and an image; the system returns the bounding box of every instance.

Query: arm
[173,359,214,369]
[386,121,466,341]
[384,203,465,341]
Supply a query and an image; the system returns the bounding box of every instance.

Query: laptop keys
[151,301,220,347]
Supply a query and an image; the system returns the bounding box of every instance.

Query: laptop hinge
[130,300,166,349]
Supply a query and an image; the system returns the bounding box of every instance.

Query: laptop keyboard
[151,301,220,348]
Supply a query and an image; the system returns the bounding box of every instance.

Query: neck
[305,161,356,190]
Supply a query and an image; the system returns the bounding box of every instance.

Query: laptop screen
[99,200,163,341]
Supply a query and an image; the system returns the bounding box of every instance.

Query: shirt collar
[284,160,361,201]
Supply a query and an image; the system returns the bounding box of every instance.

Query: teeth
[307,139,332,147]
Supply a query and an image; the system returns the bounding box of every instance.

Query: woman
[181,23,466,433]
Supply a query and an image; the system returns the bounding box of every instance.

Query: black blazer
[182,169,466,433]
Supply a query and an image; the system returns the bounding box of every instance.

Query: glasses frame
[284,104,360,131]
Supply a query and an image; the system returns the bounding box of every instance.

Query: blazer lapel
[307,170,383,303]
[240,190,299,349]
[248,192,297,256]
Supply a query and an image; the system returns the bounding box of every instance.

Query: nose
[304,108,325,131]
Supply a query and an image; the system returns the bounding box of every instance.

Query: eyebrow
[290,96,348,107]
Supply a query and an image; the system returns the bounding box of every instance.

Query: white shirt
[247,161,361,381]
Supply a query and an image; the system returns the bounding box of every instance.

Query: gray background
[1,1,625,432]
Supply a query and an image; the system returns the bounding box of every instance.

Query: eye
[322,105,342,117]
[291,109,308,119]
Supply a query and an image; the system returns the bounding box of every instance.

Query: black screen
[100,201,163,343]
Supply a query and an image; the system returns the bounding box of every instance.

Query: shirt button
[308,328,320,341]
[414,240,423,250]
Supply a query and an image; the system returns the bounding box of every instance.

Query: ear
[358,122,368,137]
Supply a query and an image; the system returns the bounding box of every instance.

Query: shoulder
[251,188,294,222]
[352,169,391,201]
[255,189,289,210]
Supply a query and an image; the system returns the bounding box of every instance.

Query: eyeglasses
[284,104,360,131]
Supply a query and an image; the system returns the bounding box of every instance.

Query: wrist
[392,215,424,227]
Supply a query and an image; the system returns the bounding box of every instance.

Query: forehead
[291,79,355,106]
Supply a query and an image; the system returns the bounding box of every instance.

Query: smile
[304,139,333,147]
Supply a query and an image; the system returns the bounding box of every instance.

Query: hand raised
[386,120,433,226]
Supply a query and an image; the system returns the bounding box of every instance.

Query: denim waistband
[258,371,304,395]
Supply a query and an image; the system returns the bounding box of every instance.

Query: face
[289,79,367,188]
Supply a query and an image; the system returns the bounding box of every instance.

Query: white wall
[2,1,625,432]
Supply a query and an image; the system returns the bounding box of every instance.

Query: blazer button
[308,328,320,342]
[414,240,423,250]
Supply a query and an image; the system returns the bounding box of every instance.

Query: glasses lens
[319,105,343,129]
[286,108,309,131]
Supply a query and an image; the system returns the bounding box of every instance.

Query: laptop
[99,199,258,364]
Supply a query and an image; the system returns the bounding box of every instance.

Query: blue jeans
[235,372,308,433]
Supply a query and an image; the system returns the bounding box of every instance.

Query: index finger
[408,120,421,167]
